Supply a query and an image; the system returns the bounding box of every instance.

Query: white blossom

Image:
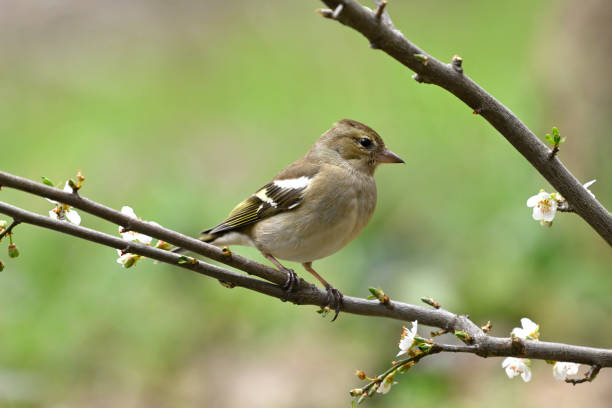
[116,250,141,268]
[118,206,153,244]
[502,357,532,382]
[48,207,81,225]
[553,362,580,381]
[397,320,418,356]
[377,373,395,394]
[526,191,558,225]
[47,182,81,225]
[511,317,539,340]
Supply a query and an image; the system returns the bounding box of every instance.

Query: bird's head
[309,119,404,175]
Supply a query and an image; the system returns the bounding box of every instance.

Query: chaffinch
[184,119,403,320]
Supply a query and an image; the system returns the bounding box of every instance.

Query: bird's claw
[280,267,299,302]
[326,286,343,322]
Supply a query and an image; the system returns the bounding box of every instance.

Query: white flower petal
[119,229,133,240]
[521,367,532,382]
[397,320,418,356]
[377,378,393,394]
[512,318,539,340]
[116,253,130,265]
[120,206,138,219]
[119,230,152,245]
[553,362,580,380]
[502,357,531,381]
[511,327,526,339]
[541,201,557,221]
[529,193,557,222]
[65,209,81,225]
[117,206,154,245]
[502,358,518,378]
[502,357,514,368]
[532,206,544,221]
[520,318,538,333]
[526,194,541,207]
[135,233,153,245]
[48,210,59,220]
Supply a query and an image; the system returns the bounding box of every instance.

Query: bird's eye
[359,138,372,148]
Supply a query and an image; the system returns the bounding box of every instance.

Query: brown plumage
[181,119,404,320]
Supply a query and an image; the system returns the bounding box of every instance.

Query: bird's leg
[263,253,299,297]
[302,262,343,321]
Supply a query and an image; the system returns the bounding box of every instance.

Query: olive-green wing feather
[202,161,319,236]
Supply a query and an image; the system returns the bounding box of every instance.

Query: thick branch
[319,0,612,245]
[0,188,611,368]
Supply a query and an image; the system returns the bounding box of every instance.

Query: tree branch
[0,172,611,371]
[318,0,612,245]
[0,219,20,241]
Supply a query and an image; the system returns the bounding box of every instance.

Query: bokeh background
[1,1,610,407]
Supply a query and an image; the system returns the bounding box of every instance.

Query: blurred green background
[1,1,610,407]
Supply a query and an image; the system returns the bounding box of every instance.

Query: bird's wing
[203,160,319,235]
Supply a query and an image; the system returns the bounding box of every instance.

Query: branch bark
[0,171,611,371]
[318,0,612,245]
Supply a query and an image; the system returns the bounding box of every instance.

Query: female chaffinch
[184,119,403,320]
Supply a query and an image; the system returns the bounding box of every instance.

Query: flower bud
[349,388,363,397]
[155,240,172,251]
[413,335,427,344]
[355,369,367,380]
[8,244,19,258]
[454,330,471,341]
[68,179,79,191]
[122,255,136,268]
[418,343,433,353]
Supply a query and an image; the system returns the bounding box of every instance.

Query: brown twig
[0,219,20,241]
[549,146,560,159]
[375,0,387,19]
[565,364,600,385]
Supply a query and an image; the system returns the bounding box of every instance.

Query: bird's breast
[252,166,377,262]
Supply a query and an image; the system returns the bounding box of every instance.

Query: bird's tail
[171,232,218,254]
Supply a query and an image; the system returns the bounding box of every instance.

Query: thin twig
[565,364,600,385]
[0,219,20,241]
[375,0,387,19]
[549,146,560,159]
[557,201,575,213]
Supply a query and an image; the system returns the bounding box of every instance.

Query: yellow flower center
[537,200,551,213]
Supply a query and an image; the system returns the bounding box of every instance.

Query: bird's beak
[376,148,405,164]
